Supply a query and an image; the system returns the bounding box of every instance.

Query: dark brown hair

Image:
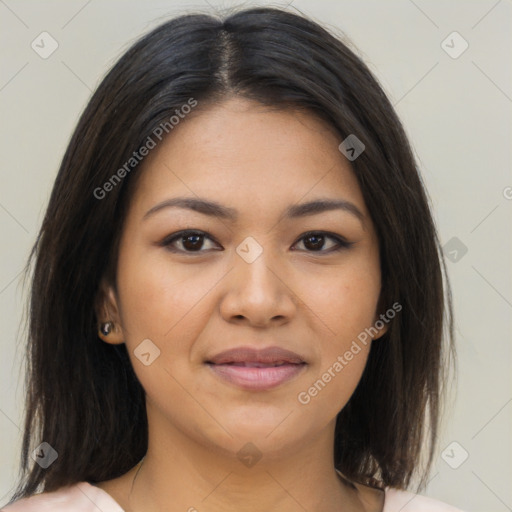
[7,5,453,505]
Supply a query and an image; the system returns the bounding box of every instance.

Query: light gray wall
[1,1,510,510]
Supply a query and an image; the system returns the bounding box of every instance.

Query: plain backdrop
[0,1,511,511]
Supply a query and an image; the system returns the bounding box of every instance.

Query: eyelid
[292,230,354,251]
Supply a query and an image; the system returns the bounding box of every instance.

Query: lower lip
[207,363,306,390]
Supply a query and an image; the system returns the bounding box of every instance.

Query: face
[99,97,385,462]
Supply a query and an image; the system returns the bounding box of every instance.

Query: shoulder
[384,487,466,512]
[1,482,124,512]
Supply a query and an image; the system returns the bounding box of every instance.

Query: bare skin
[96,97,386,512]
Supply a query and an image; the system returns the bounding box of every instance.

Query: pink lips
[205,346,306,391]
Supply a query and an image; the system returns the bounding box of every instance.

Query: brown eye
[292,231,352,253]
[181,233,205,251]
[303,233,326,251]
[161,230,221,253]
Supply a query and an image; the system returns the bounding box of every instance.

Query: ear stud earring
[100,321,114,336]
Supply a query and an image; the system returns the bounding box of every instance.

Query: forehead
[130,97,368,218]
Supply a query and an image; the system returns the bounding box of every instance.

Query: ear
[95,278,125,345]
[372,313,389,340]
[372,294,390,341]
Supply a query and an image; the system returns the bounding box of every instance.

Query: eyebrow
[143,197,365,223]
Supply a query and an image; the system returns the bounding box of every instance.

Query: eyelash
[159,230,354,255]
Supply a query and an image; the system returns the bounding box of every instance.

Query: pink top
[1,481,465,511]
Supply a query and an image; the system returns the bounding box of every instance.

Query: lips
[206,346,305,366]
[220,361,290,367]
[205,346,306,391]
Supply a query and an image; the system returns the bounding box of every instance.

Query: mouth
[205,346,307,391]
[214,361,299,367]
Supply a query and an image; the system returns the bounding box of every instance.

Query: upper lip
[206,346,306,365]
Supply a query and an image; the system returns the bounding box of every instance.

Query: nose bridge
[219,236,295,325]
[235,237,283,298]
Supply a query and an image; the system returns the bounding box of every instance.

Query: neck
[111,416,365,512]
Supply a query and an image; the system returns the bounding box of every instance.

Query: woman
[2,6,463,512]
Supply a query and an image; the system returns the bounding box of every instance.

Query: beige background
[0,1,511,510]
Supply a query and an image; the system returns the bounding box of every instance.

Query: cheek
[116,246,218,342]
[332,278,380,337]
[297,286,374,422]
[297,255,380,412]
[114,251,216,405]
[304,256,381,343]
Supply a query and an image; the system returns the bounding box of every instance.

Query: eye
[160,230,221,253]
[160,229,353,255]
[292,231,353,253]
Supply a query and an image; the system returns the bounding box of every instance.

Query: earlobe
[372,318,389,341]
[97,320,125,344]
[372,293,391,341]
[95,279,125,345]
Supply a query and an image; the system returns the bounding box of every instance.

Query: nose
[219,248,297,328]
